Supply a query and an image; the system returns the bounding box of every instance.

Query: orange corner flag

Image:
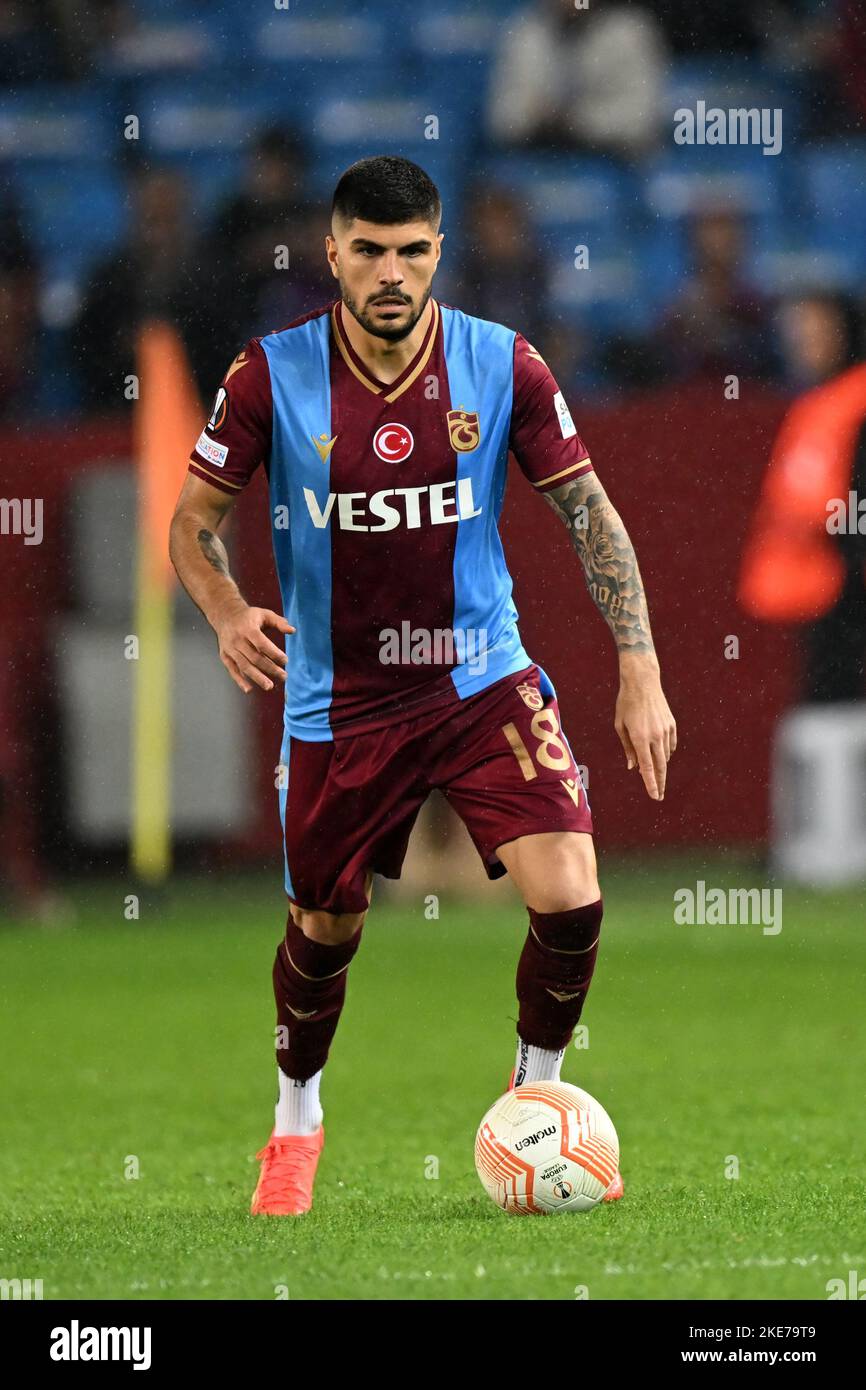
[131,320,202,882]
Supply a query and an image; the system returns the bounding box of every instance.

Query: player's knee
[290,905,366,944]
[530,866,600,914]
[504,833,599,914]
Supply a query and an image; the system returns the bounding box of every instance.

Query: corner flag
[131,320,202,881]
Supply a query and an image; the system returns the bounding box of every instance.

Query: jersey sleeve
[509,332,594,492]
[187,337,272,495]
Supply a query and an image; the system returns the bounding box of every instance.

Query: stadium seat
[0,85,113,161]
[308,96,469,211]
[132,76,287,221]
[245,11,387,67]
[473,154,648,333]
[484,153,637,247]
[797,140,866,278]
[9,162,126,282]
[407,10,497,115]
[135,75,275,155]
[546,254,653,337]
[97,6,227,76]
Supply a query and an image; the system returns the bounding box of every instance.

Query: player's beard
[340,281,433,342]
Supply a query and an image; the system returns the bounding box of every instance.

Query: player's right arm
[169,337,292,694]
[169,474,293,694]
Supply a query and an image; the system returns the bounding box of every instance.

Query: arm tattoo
[543,475,655,657]
[197,528,230,577]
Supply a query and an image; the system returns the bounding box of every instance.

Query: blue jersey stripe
[263,316,335,742]
[440,305,532,699]
[278,725,295,897]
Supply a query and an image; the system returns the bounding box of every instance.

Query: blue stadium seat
[134,75,279,155]
[97,5,227,75]
[245,11,387,67]
[133,74,467,225]
[644,140,787,208]
[371,0,525,16]
[481,153,637,249]
[407,10,497,114]
[134,67,401,156]
[0,86,113,161]
[797,140,866,278]
[545,253,654,338]
[126,0,215,13]
[9,162,126,282]
[307,95,470,211]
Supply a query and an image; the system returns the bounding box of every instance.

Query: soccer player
[169,156,676,1215]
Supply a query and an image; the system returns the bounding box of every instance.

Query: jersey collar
[331,297,439,404]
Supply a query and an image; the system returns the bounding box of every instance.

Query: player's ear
[325,233,339,279]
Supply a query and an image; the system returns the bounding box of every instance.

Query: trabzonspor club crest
[517,682,544,711]
[447,408,481,453]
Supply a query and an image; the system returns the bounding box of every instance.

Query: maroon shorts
[280,664,592,914]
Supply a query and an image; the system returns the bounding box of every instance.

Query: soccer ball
[475,1080,619,1214]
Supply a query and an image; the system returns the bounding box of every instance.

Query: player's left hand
[614,658,677,801]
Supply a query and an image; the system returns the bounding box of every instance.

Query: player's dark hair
[331,155,441,229]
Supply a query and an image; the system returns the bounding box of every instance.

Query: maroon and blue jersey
[188,298,594,741]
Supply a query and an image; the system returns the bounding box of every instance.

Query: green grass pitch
[1,859,864,1301]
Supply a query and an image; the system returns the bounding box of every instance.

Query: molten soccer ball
[475,1080,619,1214]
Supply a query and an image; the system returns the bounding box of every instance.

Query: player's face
[326,217,443,342]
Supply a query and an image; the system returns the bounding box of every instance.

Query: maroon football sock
[273,913,363,1082]
[516,899,603,1052]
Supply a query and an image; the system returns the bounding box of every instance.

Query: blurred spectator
[487,0,669,160]
[72,164,226,411]
[0,193,38,422]
[776,291,863,392]
[650,207,776,383]
[0,0,124,83]
[0,0,64,82]
[830,0,866,133]
[450,185,549,343]
[205,126,331,345]
[646,0,802,56]
[761,0,866,140]
[740,293,866,701]
[536,314,603,400]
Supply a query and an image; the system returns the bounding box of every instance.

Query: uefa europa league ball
[475,1080,619,1214]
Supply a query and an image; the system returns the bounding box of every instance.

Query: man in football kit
[169,156,676,1215]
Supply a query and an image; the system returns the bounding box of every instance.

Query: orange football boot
[506,1068,623,1202]
[250,1126,324,1215]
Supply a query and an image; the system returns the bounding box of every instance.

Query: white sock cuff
[514,1038,566,1086]
[274,1066,324,1136]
